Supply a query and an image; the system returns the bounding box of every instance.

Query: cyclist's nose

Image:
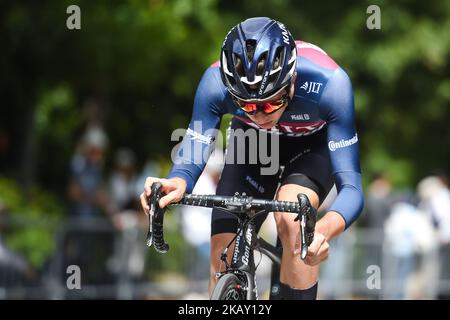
[253,111,268,121]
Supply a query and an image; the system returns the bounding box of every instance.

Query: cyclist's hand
[140,177,187,214]
[295,229,329,266]
[302,231,329,266]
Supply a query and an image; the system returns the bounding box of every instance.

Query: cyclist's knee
[276,183,319,207]
[275,185,319,251]
[274,213,298,251]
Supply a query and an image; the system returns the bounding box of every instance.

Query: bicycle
[146,182,317,300]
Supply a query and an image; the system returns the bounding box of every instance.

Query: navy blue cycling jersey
[167,41,363,228]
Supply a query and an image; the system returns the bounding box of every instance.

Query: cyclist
[140,17,363,300]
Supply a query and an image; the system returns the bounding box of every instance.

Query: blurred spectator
[363,172,393,230]
[358,172,393,299]
[0,236,33,288]
[417,175,450,298]
[109,148,139,212]
[417,176,450,245]
[106,148,147,298]
[64,126,115,288]
[67,126,110,218]
[180,148,224,288]
[109,157,164,299]
[383,200,438,299]
[108,148,142,229]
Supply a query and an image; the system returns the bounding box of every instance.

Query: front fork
[215,269,256,300]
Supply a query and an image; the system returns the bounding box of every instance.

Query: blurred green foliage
[0,0,449,273]
[1,0,448,188]
[0,178,63,268]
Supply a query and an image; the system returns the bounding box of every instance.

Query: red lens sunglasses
[233,94,290,115]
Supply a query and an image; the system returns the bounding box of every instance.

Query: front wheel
[211,273,247,300]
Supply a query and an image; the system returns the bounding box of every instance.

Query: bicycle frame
[214,208,281,300]
[221,219,258,299]
[146,183,317,300]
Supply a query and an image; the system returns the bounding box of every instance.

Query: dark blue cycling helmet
[220,17,297,101]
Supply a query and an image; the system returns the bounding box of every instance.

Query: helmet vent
[274,48,282,70]
[256,52,267,77]
[245,40,257,61]
[233,54,244,78]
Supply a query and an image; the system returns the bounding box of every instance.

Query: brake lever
[146,183,161,247]
[295,193,316,260]
[146,182,169,253]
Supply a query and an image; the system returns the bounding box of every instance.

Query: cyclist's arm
[166,66,227,193]
[318,67,364,234]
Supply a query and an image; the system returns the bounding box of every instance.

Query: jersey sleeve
[319,68,364,228]
[166,66,226,193]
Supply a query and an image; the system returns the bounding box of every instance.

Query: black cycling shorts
[211,117,334,236]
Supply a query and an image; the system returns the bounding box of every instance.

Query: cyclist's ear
[289,74,296,99]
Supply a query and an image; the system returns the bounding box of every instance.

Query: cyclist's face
[246,102,286,129]
[246,77,296,129]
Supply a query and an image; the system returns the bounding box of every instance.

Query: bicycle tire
[211,273,247,300]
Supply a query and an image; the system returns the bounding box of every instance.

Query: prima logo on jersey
[246,175,265,193]
[291,114,310,121]
[328,134,358,151]
[300,81,323,94]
